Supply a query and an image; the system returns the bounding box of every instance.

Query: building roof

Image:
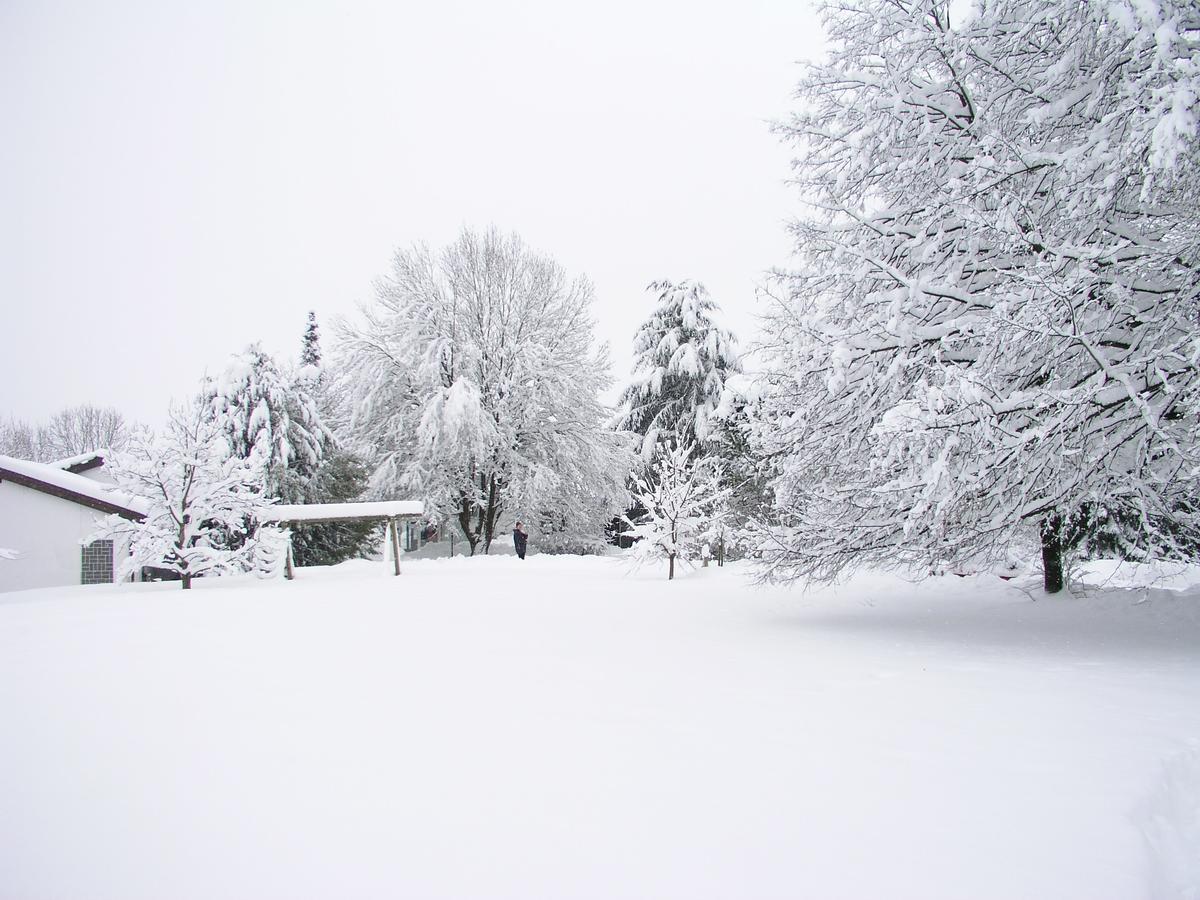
[267,500,424,524]
[50,450,108,474]
[0,455,147,520]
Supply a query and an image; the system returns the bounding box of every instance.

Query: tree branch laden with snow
[751,0,1200,592]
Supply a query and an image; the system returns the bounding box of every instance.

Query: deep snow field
[1,555,1198,899]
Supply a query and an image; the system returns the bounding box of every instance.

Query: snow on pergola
[263,500,425,579]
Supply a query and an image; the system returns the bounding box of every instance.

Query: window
[81,540,114,585]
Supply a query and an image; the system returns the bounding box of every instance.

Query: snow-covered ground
[1,556,1198,899]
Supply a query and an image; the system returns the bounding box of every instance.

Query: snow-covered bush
[751,0,1200,593]
[92,403,270,589]
[624,444,729,580]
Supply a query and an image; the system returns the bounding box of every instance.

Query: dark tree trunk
[458,494,478,556]
[181,573,192,590]
[668,553,675,580]
[1041,515,1064,594]
[481,473,500,554]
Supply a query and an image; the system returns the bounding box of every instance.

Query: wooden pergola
[265,501,425,579]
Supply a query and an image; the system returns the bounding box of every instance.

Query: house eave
[0,467,145,521]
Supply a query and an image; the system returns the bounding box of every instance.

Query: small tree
[300,311,321,368]
[624,443,729,580]
[93,403,268,589]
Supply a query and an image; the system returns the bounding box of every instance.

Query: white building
[0,453,147,593]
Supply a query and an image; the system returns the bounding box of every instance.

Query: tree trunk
[181,573,192,590]
[481,473,500,554]
[458,495,478,556]
[1041,515,1064,594]
[668,553,675,580]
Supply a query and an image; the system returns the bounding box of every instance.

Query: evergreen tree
[615,280,740,464]
[202,344,330,501]
[301,311,321,369]
[289,449,383,566]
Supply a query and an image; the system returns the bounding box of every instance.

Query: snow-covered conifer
[339,227,633,555]
[202,344,330,500]
[615,280,740,463]
[624,443,729,580]
[752,0,1200,592]
[300,311,321,369]
[92,403,269,589]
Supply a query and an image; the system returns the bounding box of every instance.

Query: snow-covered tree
[615,280,741,463]
[1,405,130,461]
[300,311,321,368]
[0,417,50,461]
[339,226,632,555]
[202,344,330,501]
[42,405,130,458]
[288,448,383,566]
[92,403,269,589]
[624,443,729,580]
[752,0,1200,592]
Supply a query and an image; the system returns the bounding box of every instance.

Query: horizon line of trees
[10,1,1200,594]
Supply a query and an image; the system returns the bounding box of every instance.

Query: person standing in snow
[513,521,528,560]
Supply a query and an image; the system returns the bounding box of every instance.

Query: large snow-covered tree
[202,344,330,501]
[339,226,632,555]
[92,403,269,589]
[752,0,1200,592]
[615,280,741,462]
[624,443,729,580]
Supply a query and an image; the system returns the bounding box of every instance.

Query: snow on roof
[50,450,108,472]
[0,454,148,518]
[267,500,425,523]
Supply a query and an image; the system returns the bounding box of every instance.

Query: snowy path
[1,557,1198,899]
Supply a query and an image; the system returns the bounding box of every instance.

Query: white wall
[0,480,130,593]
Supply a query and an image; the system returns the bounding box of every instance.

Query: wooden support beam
[284,538,295,581]
[389,517,402,576]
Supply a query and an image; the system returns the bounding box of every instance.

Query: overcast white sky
[1,0,825,425]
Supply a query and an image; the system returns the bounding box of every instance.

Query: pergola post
[284,538,295,581]
[388,516,402,576]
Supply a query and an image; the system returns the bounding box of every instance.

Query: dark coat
[513,528,528,554]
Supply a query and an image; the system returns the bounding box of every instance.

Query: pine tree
[751,0,1200,592]
[616,280,741,463]
[300,311,321,369]
[202,344,330,501]
[289,449,383,566]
